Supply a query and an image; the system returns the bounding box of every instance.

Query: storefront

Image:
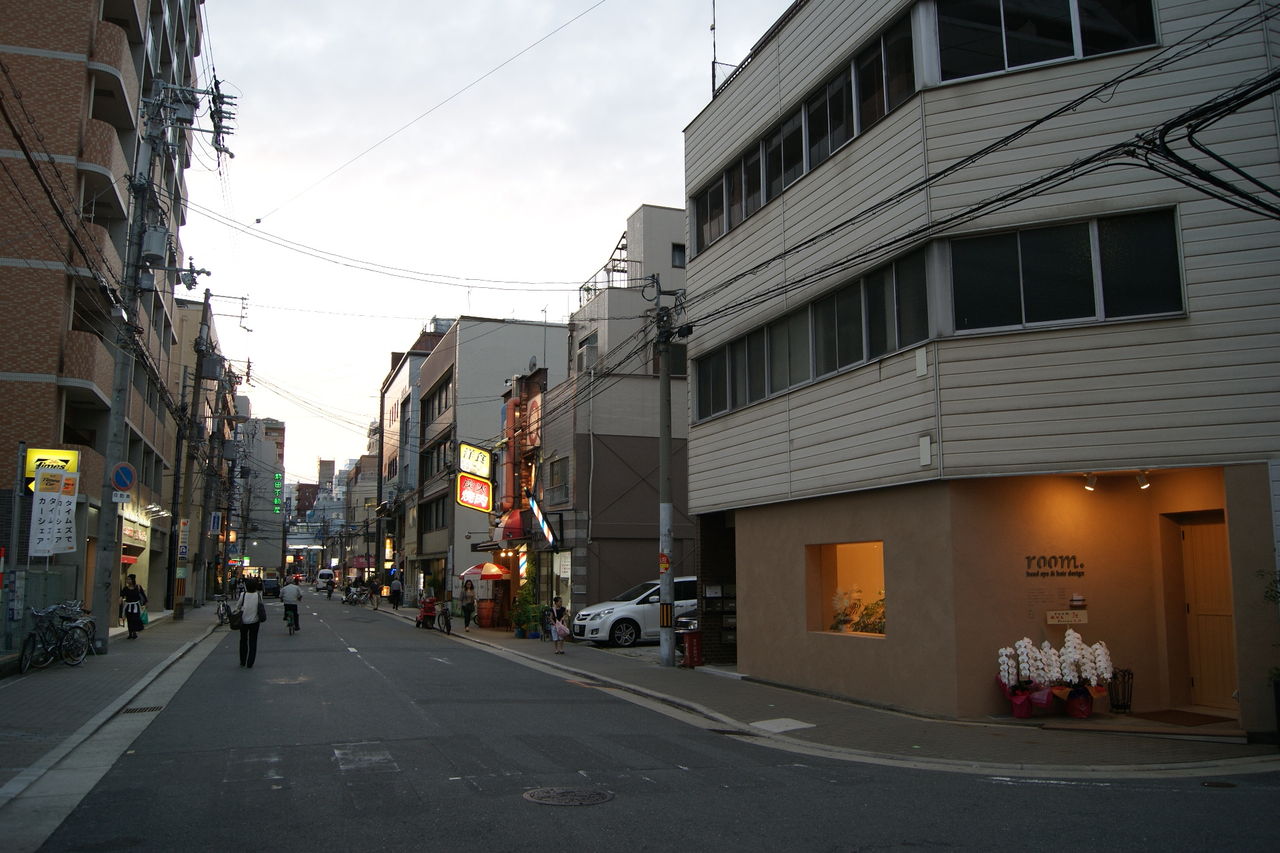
[729,465,1279,736]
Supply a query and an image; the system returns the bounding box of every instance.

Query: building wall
[735,465,1277,723]
[684,0,1280,515]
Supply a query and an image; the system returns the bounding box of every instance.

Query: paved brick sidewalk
[0,610,218,796]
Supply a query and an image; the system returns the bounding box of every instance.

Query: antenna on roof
[710,0,718,95]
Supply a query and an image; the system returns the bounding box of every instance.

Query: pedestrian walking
[460,579,476,632]
[235,577,266,668]
[120,574,148,639]
[550,596,570,654]
[389,576,403,610]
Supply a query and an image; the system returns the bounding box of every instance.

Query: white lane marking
[347,647,358,653]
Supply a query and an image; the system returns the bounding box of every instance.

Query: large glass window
[814,541,886,636]
[1098,209,1181,317]
[952,210,1181,331]
[939,0,1157,81]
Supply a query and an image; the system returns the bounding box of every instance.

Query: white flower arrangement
[997,630,1114,692]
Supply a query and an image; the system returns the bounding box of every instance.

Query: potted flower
[1048,629,1114,718]
[997,638,1054,718]
[830,587,886,634]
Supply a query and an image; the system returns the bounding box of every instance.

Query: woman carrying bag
[120,574,148,639]
[235,577,267,668]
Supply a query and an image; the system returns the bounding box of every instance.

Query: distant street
[12,594,1279,852]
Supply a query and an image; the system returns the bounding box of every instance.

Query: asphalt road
[22,596,1280,852]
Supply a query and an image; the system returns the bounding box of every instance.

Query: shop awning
[459,562,511,581]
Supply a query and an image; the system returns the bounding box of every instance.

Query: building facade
[414,317,568,616]
[684,0,1280,733]
[0,0,207,621]
[538,205,696,624]
[378,322,448,591]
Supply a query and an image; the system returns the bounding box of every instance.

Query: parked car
[262,577,281,598]
[572,576,697,647]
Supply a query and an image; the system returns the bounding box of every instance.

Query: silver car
[572,577,697,647]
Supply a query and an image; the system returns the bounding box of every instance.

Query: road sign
[110,462,136,492]
[112,491,130,503]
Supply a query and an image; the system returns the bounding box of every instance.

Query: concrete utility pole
[652,275,678,667]
[90,82,166,653]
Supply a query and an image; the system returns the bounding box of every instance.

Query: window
[938,0,1157,81]
[813,541,886,636]
[696,347,728,419]
[768,308,811,393]
[694,249,931,420]
[743,146,763,218]
[780,110,805,187]
[688,13,915,256]
[951,209,1181,331]
[424,496,448,531]
[729,328,768,407]
[808,70,853,169]
[671,243,686,269]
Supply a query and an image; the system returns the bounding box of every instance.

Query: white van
[314,569,335,591]
[571,576,697,647]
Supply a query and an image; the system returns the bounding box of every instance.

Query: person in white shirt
[236,578,265,668]
[280,576,303,632]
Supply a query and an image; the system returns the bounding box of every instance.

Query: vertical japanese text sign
[29,467,79,557]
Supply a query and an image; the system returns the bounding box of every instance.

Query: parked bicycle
[19,603,91,673]
[213,594,231,626]
[436,600,452,635]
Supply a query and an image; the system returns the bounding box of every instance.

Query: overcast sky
[179,0,794,482]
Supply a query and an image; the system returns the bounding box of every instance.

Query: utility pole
[164,367,188,618]
[90,81,166,653]
[651,275,678,667]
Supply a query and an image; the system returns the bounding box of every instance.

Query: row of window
[424,374,453,422]
[695,209,1181,421]
[693,13,915,254]
[692,1,1158,257]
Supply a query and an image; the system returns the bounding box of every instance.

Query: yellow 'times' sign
[25,448,80,478]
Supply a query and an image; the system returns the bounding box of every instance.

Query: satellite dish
[528,355,537,373]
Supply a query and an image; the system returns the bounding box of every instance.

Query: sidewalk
[0,609,216,806]
[375,601,1280,777]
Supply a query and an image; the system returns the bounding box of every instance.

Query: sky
[179,0,795,484]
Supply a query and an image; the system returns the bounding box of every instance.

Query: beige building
[684,0,1280,735]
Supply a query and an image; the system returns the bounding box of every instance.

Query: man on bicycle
[281,576,303,631]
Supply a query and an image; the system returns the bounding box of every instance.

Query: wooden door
[1182,515,1237,710]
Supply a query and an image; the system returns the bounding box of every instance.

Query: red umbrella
[459,562,510,580]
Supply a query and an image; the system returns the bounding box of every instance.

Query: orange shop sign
[455,473,493,513]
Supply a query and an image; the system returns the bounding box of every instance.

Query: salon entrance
[1178,511,1237,711]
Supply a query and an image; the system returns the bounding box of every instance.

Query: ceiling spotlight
[1136,472,1150,490]
[1084,473,1097,491]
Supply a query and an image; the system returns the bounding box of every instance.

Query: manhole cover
[522,787,613,806]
